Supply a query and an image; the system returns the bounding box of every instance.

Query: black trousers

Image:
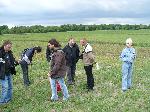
[20,60,30,86]
[67,64,76,83]
[84,65,94,89]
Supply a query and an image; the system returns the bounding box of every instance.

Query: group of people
[46,38,95,101]
[0,37,136,104]
[0,41,42,104]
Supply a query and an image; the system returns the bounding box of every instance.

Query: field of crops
[0,30,150,112]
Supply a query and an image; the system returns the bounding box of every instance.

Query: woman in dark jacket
[0,40,18,104]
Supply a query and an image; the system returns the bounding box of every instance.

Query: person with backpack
[47,39,69,101]
[19,46,42,86]
[0,40,19,104]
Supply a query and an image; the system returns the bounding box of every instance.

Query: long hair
[1,40,12,47]
[48,39,61,47]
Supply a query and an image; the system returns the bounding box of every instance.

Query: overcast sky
[0,0,150,27]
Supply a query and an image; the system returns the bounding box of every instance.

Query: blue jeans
[0,74,13,104]
[49,77,69,101]
[122,62,133,91]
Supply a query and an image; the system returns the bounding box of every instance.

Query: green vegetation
[1,24,150,34]
[0,30,150,112]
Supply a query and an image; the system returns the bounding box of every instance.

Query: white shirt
[22,54,31,64]
[84,43,92,53]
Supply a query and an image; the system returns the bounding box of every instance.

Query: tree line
[0,24,150,34]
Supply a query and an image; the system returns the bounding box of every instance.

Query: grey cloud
[1,0,150,26]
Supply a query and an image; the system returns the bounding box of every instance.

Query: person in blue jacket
[19,46,42,86]
[120,38,136,92]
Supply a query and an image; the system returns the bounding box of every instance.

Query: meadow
[0,30,150,112]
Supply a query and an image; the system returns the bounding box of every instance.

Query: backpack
[21,48,29,59]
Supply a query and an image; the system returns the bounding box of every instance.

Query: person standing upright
[48,39,69,101]
[120,38,136,92]
[80,38,95,91]
[63,38,80,85]
[0,40,18,104]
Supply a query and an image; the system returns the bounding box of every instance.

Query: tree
[0,25,9,35]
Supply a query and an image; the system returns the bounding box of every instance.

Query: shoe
[51,96,58,101]
[63,98,69,101]
[122,90,127,92]
[0,102,7,105]
[68,81,74,85]
[24,81,31,86]
[63,96,69,101]
[51,98,58,102]
[87,88,94,92]
[128,87,131,89]
[4,98,11,103]
[0,100,7,105]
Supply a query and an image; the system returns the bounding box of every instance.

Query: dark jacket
[0,47,18,80]
[21,48,35,63]
[50,48,67,79]
[63,43,80,66]
[46,46,53,62]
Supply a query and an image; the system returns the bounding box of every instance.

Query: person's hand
[93,61,97,65]
[47,72,51,77]
[18,59,21,64]
[79,54,83,59]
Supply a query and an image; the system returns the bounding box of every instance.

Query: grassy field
[0,30,150,112]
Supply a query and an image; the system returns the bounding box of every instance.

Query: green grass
[0,30,150,112]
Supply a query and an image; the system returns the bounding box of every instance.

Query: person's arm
[62,46,68,60]
[76,45,80,62]
[46,46,51,62]
[10,52,18,75]
[120,49,128,62]
[62,46,66,52]
[88,52,95,63]
[0,50,5,78]
[0,50,4,63]
[132,48,136,60]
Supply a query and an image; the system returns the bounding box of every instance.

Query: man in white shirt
[80,38,95,91]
